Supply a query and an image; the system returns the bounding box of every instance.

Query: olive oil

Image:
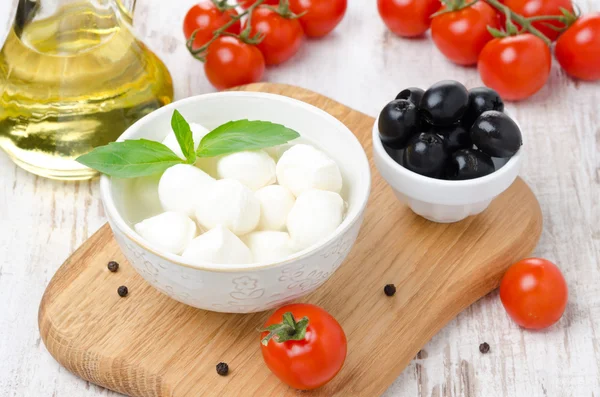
[0,1,174,180]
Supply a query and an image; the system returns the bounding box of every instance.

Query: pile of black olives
[378,80,523,180]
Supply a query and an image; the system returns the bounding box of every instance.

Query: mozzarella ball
[242,231,293,263]
[194,179,260,236]
[287,189,345,251]
[216,150,276,191]
[134,212,197,255]
[158,164,215,217]
[162,122,209,159]
[182,225,252,265]
[276,144,343,197]
[254,185,295,231]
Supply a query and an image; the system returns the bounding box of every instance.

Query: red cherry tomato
[183,2,240,50]
[502,0,574,41]
[377,0,440,38]
[246,7,304,65]
[240,0,279,9]
[555,14,600,81]
[478,34,551,101]
[204,36,265,90]
[288,0,347,38]
[500,258,568,329]
[431,2,500,66]
[260,304,347,390]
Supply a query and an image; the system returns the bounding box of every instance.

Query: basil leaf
[196,120,300,158]
[76,139,183,178]
[171,110,196,164]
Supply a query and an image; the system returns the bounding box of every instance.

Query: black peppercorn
[107,261,119,272]
[384,284,396,296]
[216,362,229,376]
[479,342,490,354]
[117,285,128,297]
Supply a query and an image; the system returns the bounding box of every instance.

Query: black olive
[395,87,425,106]
[402,132,447,178]
[463,87,504,128]
[425,124,472,153]
[383,144,403,165]
[378,99,420,149]
[420,80,469,126]
[470,111,522,158]
[445,149,495,180]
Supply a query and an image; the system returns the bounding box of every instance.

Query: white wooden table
[1,0,599,396]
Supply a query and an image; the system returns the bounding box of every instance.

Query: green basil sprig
[77,110,300,178]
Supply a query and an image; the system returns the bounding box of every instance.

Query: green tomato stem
[259,312,310,346]
[484,0,552,46]
[186,0,266,61]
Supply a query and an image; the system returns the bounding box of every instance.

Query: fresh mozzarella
[182,225,252,265]
[134,211,197,255]
[276,144,342,197]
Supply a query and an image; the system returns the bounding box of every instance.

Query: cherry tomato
[478,34,551,101]
[377,0,440,38]
[204,36,265,90]
[183,2,240,50]
[288,0,347,38]
[240,0,279,9]
[500,258,568,329]
[431,2,499,66]
[247,7,304,65]
[503,0,574,41]
[555,14,600,81]
[260,304,347,390]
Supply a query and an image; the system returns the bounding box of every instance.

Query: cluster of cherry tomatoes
[377,0,600,101]
[183,0,347,90]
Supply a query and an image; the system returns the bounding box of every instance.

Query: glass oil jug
[0,0,174,180]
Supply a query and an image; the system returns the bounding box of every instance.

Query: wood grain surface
[1,0,599,396]
[38,83,541,397]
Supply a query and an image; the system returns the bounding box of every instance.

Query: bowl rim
[371,113,524,189]
[100,91,371,273]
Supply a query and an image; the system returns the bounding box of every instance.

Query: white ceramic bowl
[372,115,523,223]
[100,92,371,313]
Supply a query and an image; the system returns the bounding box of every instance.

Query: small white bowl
[372,115,523,223]
[100,92,371,313]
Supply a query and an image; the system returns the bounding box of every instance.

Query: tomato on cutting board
[260,303,347,390]
[246,6,304,65]
[183,2,241,50]
[204,36,265,90]
[555,13,600,81]
[500,258,568,329]
[377,0,441,37]
[478,34,551,101]
[431,1,500,66]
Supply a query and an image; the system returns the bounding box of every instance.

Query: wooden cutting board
[38,83,542,397]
